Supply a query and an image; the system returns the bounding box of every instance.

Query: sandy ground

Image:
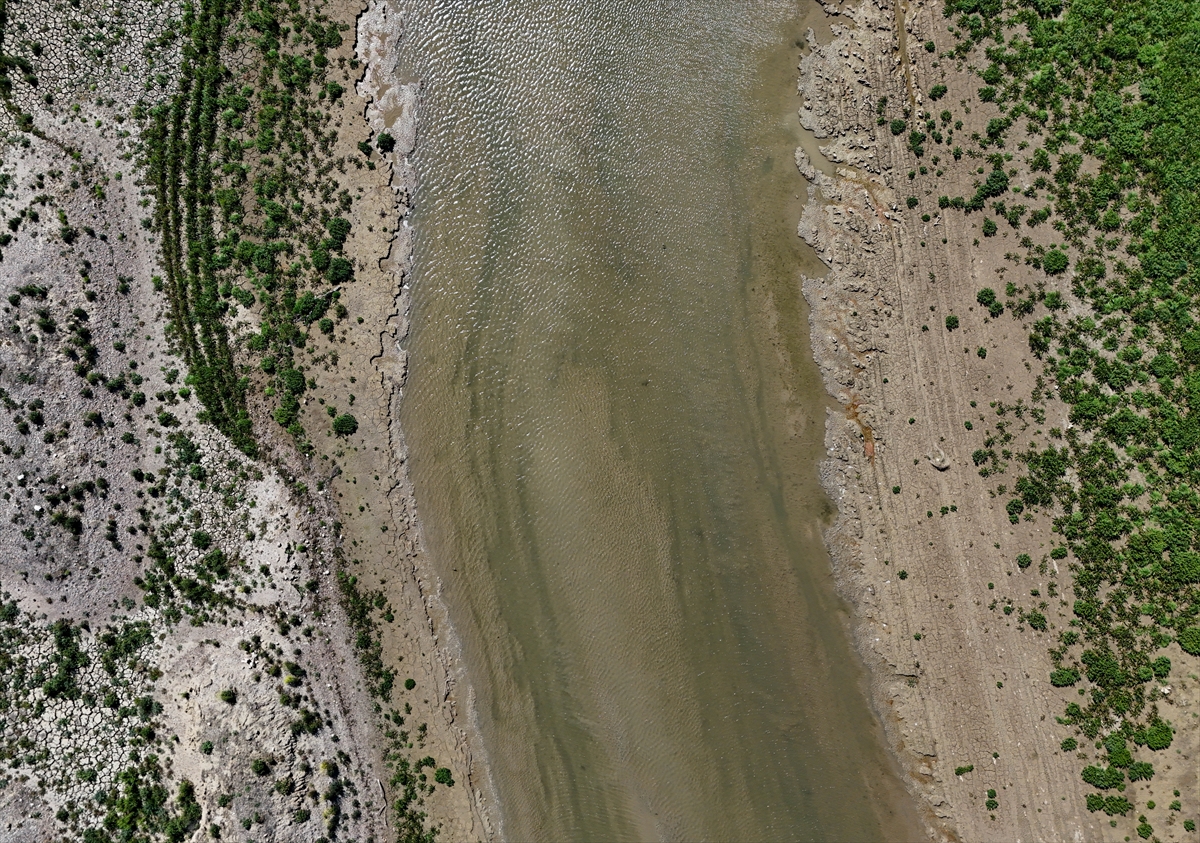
[797,1,1197,840]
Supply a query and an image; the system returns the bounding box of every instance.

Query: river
[397,1,922,839]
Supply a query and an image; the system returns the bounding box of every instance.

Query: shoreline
[348,0,500,837]
[796,1,1118,839]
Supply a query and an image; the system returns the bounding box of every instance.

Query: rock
[794,146,818,181]
[927,445,950,471]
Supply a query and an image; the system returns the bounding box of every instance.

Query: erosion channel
[397,1,923,840]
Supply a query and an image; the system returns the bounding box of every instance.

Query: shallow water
[398,1,921,840]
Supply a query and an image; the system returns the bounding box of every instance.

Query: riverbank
[797,1,1197,839]
[320,0,499,836]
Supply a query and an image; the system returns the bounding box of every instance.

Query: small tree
[332,414,358,436]
[376,132,395,153]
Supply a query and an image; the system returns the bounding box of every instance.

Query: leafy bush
[1043,249,1069,274]
[945,315,960,330]
[1050,668,1080,686]
[332,414,358,436]
[1143,719,1173,750]
[326,257,353,283]
[890,119,906,136]
[281,368,306,395]
[326,216,351,248]
[976,287,1004,317]
[1081,765,1123,789]
[1179,627,1200,656]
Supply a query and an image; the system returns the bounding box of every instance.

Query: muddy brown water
[397,1,923,840]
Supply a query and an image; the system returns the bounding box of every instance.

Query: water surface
[398,2,922,839]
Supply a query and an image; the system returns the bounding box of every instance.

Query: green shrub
[434,767,453,786]
[219,688,237,705]
[281,369,306,395]
[1179,627,1200,656]
[404,677,416,691]
[326,217,351,248]
[1050,668,1080,686]
[930,84,948,100]
[1006,499,1024,523]
[954,764,974,775]
[1043,249,1069,275]
[890,119,906,136]
[1016,553,1032,569]
[1081,765,1123,789]
[982,218,997,236]
[1104,796,1132,816]
[376,132,395,153]
[332,414,358,436]
[945,315,959,330]
[311,246,331,271]
[1143,719,1173,750]
[326,257,353,283]
[1061,738,1077,751]
[975,287,1004,317]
